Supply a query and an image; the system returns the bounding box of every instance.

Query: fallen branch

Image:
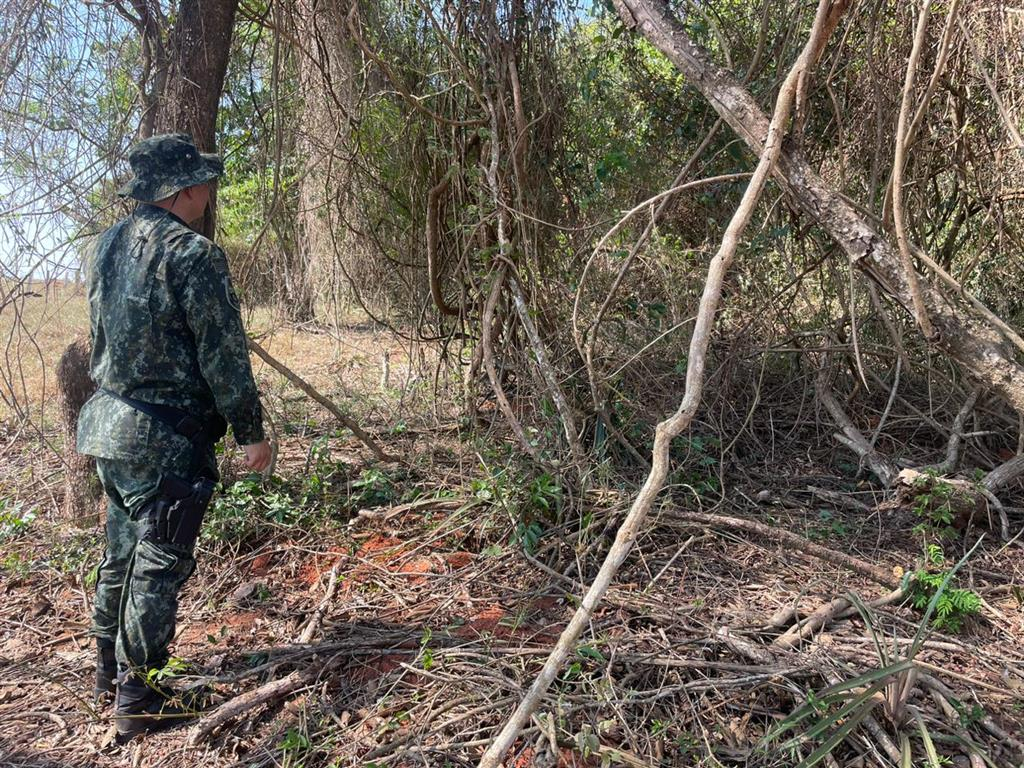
[673,510,899,588]
[806,485,872,513]
[983,453,1024,493]
[189,658,336,745]
[715,626,775,665]
[248,339,399,463]
[774,586,906,649]
[774,595,851,650]
[929,387,981,474]
[297,563,341,644]
[816,367,898,486]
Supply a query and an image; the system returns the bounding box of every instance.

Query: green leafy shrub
[0,499,36,540]
[910,545,981,632]
[204,475,327,546]
[350,468,396,507]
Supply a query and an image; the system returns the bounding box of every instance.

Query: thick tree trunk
[56,339,101,526]
[613,0,1024,415]
[154,0,240,239]
[292,0,362,324]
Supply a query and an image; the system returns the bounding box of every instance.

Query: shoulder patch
[224,275,241,310]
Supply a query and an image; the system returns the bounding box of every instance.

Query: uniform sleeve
[176,243,265,445]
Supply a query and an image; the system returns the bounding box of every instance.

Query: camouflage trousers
[91,447,215,673]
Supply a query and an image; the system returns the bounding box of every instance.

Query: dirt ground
[1,292,1023,767]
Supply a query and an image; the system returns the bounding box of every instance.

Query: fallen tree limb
[983,454,1024,492]
[248,339,400,463]
[806,485,872,513]
[932,387,982,474]
[297,562,342,644]
[774,586,906,649]
[673,510,899,588]
[189,656,339,744]
[477,4,843,762]
[816,367,898,486]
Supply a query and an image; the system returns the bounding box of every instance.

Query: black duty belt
[100,388,226,446]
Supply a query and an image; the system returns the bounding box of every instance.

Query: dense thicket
[2,0,1023,484]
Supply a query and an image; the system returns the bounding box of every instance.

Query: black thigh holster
[138,475,217,549]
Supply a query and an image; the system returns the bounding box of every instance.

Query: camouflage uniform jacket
[77,204,264,467]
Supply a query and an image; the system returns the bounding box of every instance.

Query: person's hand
[242,440,272,472]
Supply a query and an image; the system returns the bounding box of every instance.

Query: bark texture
[295,0,365,323]
[613,0,1024,414]
[154,0,240,239]
[56,339,101,525]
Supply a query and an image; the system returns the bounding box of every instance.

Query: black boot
[94,642,117,703]
[114,672,205,741]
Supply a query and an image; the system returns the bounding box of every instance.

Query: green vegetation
[910,471,960,540]
[911,544,982,633]
[765,540,989,766]
[0,499,36,540]
[204,475,329,546]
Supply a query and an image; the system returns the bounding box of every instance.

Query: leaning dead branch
[983,454,1024,492]
[930,387,982,474]
[478,2,844,761]
[484,96,585,467]
[614,0,1024,415]
[189,655,342,745]
[297,561,342,644]
[248,338,399,463]
[672,510,899,588]
[891,0,935,339]
[816,366,899,486]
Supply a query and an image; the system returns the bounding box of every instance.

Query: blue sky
[0,1,134,282]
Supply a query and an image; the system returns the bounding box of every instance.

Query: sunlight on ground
[0,281,435,427]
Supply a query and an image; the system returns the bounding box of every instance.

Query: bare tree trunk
[154,0,240,239]
[56,339,101,526]
[613,0,1024,416]
[293,0,362,325]
[113,1,170,139]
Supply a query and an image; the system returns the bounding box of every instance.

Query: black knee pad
[137,476,216,549]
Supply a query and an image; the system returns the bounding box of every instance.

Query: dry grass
[0,284,441,430]
[0,281,90,424]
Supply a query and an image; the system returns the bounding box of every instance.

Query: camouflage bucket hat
[117,133,224,203]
